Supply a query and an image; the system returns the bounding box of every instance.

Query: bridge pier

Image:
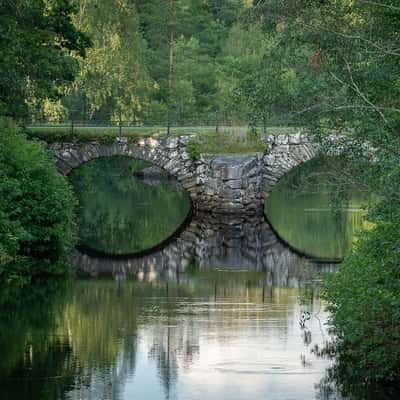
[194,153,265,214]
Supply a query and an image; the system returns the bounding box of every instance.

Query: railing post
[224,108,227,128]
[215,109,219,134]
[133,109,137,127]
[71,115,74,135]
[167,108,171,135]
[179,103,184,126]
[263,116,267,135]
[118,110,122,136]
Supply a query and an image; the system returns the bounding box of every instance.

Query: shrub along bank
[0,119,77,286]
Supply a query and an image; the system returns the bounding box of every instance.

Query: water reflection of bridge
[73,212,335,287]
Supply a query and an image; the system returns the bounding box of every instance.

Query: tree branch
[356,0,400,12]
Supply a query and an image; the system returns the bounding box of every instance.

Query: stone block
[288,132,301,144]
[145,137,159,148]
[276,135,289,145]
[223,165,242,180]
[165,136,178,149]
[116,136,128,144]
[226,179,242,189]
[179,134,198,144]
[264,153,276,165]
[261,134,275,144]
[275,144,290,153]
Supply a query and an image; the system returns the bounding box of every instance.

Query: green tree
[0,0,90,119]
[0,119,77,277]
[134,0,248,116]
[63,0,154,122]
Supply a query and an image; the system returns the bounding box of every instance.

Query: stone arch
[262,133,321,193]
[49,135,199,198]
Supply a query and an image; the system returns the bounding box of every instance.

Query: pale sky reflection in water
[62,283,332,400]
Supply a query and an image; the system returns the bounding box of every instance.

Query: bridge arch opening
[68,155,193,258]
[264,155,370,262]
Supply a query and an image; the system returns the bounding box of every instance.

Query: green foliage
[186,139,202,160]
[186,132,268,157]
[25,128,77,143]
[98,133,116,145]
[322,200,400,383]
[25,126,271,154]
[249,0,400,386]
[29,0,253,122]
[0,0,90,119]
[248,0,400,139]
[134,0,246,110]
[198,132,268,154]
[63,0,154,122]
[0,119,77,280]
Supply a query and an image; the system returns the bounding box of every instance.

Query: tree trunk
[168,0,174,96]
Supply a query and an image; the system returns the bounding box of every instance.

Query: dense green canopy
[0,0,90,119]
[22,0,263,122]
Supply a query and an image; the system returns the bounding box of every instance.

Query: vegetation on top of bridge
[25,125,293,154]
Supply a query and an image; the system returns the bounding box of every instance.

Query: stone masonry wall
[50,135,198,196]
[49,132,342,214]
[50,135,268,214]
[195,153,265,214]
[262,133,320,192]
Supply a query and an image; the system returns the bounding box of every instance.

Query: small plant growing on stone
[77,134,93,144]
[246,127,269,153]
[99,133,116,144]
[186,139,201,160]
[247,125,258,140]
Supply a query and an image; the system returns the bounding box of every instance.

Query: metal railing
[23,109,298,136]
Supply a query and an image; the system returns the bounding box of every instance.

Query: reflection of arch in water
[75,201,194,260]
[73,212,336,288]
[264,154,369,262]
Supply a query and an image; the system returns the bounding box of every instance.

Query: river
[1,156,393,400]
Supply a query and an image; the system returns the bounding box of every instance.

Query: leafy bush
[99,133,117,144]
[322,201,400,383]
[25,128,117,144]
[247,125,258,140]
[186,139,202,160]
[0,119,77,277]
[25,128,74,143]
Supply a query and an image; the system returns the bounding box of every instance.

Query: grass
[24,124,301,154]
[195,133,268,154]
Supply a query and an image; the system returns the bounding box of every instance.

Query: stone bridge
[50,132,340,214]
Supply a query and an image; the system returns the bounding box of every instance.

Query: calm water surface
[1,157,391,400]
[1,272,335,400]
